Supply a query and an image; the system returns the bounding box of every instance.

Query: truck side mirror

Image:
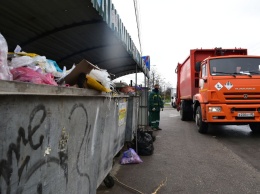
[195,61,201,72]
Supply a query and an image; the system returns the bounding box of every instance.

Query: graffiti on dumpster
[0,104,46,193]
[0,103,94,194]
[69,103,92,188]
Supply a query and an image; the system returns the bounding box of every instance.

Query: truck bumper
[205,104,260,123]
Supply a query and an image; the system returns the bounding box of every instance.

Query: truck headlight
[209,107,222,112]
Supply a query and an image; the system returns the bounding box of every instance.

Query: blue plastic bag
[120,148,143,164]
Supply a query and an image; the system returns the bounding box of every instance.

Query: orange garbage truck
[175,47,260,133]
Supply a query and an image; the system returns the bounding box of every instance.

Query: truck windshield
[210,58,260,76]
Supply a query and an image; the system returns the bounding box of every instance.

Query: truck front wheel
[195,106,208,134]
[249,123,260,133]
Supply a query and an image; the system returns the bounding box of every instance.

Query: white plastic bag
[0,33,12,80]
[10,56,34,68]
[89,69,114,89]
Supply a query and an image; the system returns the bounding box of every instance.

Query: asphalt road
[97,106,260,194]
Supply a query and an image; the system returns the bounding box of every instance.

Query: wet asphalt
[97,105,260,194]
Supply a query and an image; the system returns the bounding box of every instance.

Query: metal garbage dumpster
[138,87,149,127]
[125,96,139,142]
[0,80,128,194]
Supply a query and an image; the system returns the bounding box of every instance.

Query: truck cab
[176,48,260,134]
[194,55,260,133]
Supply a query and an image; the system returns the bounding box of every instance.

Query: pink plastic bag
[11,67,58,86]
[120,148,143,164]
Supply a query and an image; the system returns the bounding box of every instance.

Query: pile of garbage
[0,33,113,93]
[113,81,143,96]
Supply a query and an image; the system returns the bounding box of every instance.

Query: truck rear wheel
[195,106,208,134]
[180,102,186,121]
[180,102,188,121]
[249,123,260,133]
[180,101,193,121]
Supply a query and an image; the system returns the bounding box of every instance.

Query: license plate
[237,113,254,117]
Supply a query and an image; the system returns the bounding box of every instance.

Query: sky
[112,0,260,88]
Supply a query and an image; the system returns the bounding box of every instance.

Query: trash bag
[132,131,154,156]
[138,143,154,156]
[120,148,143,164]
[0,33,12,80]
[10,66,58,86]
[77,73,111,92]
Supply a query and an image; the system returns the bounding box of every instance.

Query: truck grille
[224,92,260,101]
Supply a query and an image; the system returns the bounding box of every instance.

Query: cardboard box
[61,59,100,86]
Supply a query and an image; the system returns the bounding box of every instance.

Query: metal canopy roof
[0,0,149,79]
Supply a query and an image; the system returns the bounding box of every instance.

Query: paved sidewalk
[97,104,260,194]
[97,105,177,194]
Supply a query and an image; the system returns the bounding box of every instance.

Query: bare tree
[147,67,163,89]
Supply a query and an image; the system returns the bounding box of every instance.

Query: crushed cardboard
[62,59,100,86]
